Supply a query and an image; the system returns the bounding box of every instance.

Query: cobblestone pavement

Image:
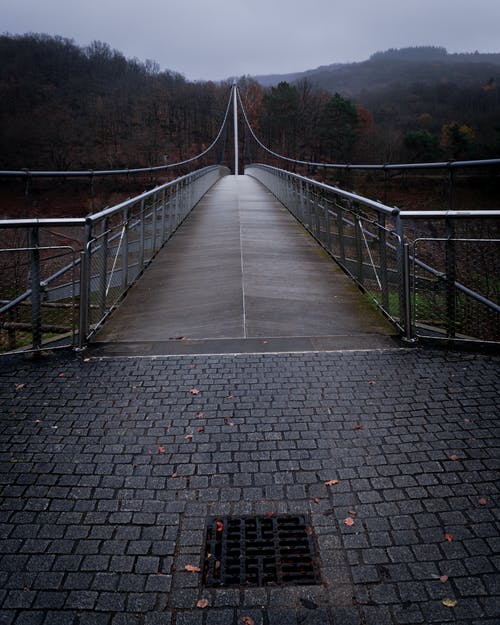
[0,347,498,625]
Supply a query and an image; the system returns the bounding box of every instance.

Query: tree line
[1,34,499,175]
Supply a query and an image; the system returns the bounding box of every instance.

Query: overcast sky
[2,0,499,80]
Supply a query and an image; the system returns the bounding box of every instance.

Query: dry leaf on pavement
[196,598,209,608]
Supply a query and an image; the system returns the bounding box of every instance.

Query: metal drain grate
[202,515,321,587]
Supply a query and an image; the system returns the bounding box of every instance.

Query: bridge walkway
[92,175,396,355]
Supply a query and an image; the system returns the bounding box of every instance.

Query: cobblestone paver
[0,347,498,625]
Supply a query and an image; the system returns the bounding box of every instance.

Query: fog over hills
[253,47,500,94]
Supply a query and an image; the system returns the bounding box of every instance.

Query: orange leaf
[83,358,90,362]
[197,427,204,433]
[226,393,234,399]
[344,517,355,526]
[324,480,339,486]
[479,497,487,506]
[312,497,320,504]
[196,598,209,608]
[184,564,201,573]
[171,472,179,478]
[440,575,449,583]
[158,446,166,454]
[354,424,363,430]
[196,412,204,418]
[58,373,65,378]
[190,389,200,395]
[15,383,26,391]
[216,520,224,532]
[368,380,376,385]
[184,434,193,440]
[444,532,453,542]
[450,454,459,461]
[240,617,255,625]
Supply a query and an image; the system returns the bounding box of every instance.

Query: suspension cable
[237,87,500,172]
[0,86,235,179]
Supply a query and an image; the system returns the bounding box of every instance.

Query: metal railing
[0,165,229,353]
[246,164,500,345]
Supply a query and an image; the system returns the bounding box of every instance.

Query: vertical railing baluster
[98,217,108,317]
[445,217,456,339]
[30,227,42,352]
[378,213,389,311]
[139,199,145,272]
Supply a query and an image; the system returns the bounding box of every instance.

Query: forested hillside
[0,34,230,170]
[1,35,499,176]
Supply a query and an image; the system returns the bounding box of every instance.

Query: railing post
[337,201,346,264]
[78,220,92,349]
[30,227,42,352]
[396,215,415,342]
[98,217,108,317]
[378,213,389,310]
[161,188,167,243]
[354,206,364,283]
[445,217,456,338]
[122,207,129,289]
[152,192,158,256]
[139,199,145,272]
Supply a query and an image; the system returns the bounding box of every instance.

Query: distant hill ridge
[253,46,500,92]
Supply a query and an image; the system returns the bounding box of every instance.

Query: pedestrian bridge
[0,83,498,355]
[92,174,395,356]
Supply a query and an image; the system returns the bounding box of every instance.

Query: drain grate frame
[202,514,321,587]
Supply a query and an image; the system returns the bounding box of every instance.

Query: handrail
[246,164,400,216]
[88,165,222,223]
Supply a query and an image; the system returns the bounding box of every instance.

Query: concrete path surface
[94,175,396,355]
[1,346,498,625]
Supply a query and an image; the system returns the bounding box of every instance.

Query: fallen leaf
[58,373,65,378]
[196,412,204,418]
[265,512,274,518]
[184,564,201,573]
[442,597,457,608]
[226,393,234,399]
[305,526,314,535]
[479,497,487,506]
[197,427,205,433]
[354,424,363,430]
[450,454,459,461]
[196,598,209,609]
[324,479,340,486]
[83,358,90,362]
[15,383,26,391]
[216,520,224,532]
[240,617,255,625]
[444,532,453,543]
[368,380,376,385]
[190,389,200,395]
[158,446,166,454]
[171,472,179,478]
[344,517,355,526]
[348,510,357,516]
[440,575,449,583]
[312,497,320,504]
[228,421,235,427]
[184,434,193,440]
